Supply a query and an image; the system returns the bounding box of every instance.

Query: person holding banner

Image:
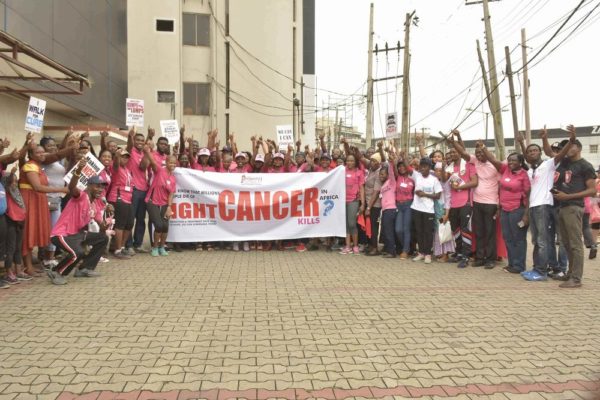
[340,153,365,255]
[47,159,111,285]
[20,137,73,276]
[143,146,176,257]
[108,148,134,260]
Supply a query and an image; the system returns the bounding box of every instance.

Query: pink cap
[255,154,265,162]
[235,152,248,159]
[199,148,210,156]
[273,152,285,159]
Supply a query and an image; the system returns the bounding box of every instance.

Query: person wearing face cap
[47,159,113,285]
[364,144,384,256]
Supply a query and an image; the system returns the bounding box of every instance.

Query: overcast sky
[315,0,600,141]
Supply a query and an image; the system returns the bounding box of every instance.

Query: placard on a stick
[159,120,180,145]
[24,96,46,133]
[126,98,144,127]
[276,125,294,152]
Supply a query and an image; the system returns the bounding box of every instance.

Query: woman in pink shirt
[143,146,177,257]
[379,154,398,258]
[481,144,531,273]
[107,149,134,259]
[339,153,365,255]
[394,158,415,259]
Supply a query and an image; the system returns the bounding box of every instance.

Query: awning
[0,30,91,95]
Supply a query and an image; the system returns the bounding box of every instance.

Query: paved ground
[1,248,599,400]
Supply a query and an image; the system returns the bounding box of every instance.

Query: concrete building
[127,0,315,151]
[0,0,128,146]
[315,117,366,152]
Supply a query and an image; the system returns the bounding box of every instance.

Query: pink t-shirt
[268,166,287,173]
[345,167,365,203]
[448,161,475,208]
[499,163,531,212]
[380,162,397,210]
[51,192,104,237]
[231,164,252,173]
[99,168,112,200]
[395,174,415,203]
[470,155,499,205]
[152,151,167,168]
[217,161,238,172]
[127,147,148,191]
[145,167,176,206]
[190,157,216,172]
[107,165,134,204]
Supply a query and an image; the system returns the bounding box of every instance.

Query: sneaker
[551,271,569,281]
[0,280,9,289]
[447,254,461,263]
[473,260,485,267]
[243,242,250,252]
[424,255,432,264]
[520,270,533,277]
[483,261,496,269]
[412,254,425,262]
[559,279,582,288]
[74,269,101,278]
[151,247,159,257]
[99,257,110,263]
[233,242,240,252]
[382,253,396,258]
[158,247,169,256]
[4,275,19,285]
[503,266,521,274]
[352,246,360,255]
[399,252,408,260]
[523,270,547,281]
[457,258,469,269]
[113,248,131,259]
[589,247,597,260]
[338,247,352,255]
[365,249,379,256]
[16,273,33,281]
[295,243,307,252]
[134,246,148,254]
[47,270,67,285]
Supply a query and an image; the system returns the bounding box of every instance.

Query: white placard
[63,153,105,190]
[385,112,397,138]
[159,120,180,145]
[24,96,46,133]
[167,167,347,242]
[126,98,144,127]
[276,125,294,152]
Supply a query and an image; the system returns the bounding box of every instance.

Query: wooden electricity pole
[521,28,532,146]
[401,11,415,153]
[505,46,520,153]
[365,3,375,148]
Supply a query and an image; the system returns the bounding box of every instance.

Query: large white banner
[167,167,347,241]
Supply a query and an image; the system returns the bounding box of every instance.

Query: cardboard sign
[385,112,397,138]
[159,120,180,145]
[24,97,46,133]
[276,125,294,152]
[63,153,105,190]
[126,98,144,127]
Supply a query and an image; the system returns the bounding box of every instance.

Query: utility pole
[365,3,375,149]
[225,0,230,143]
[521,28,532,146]
[505,46,520,153]
[401,11,415,154]
[468,0,504,159]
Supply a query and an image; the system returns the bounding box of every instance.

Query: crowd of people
[0,124,598,289]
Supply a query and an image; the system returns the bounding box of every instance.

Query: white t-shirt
[528,158,556,207]
[410,173,442,214]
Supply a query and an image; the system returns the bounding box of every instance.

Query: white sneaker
[243,242,250,252]
[233,242,240,252]
[99,257,110,263]
[424,255,432,264]
[412,254,425,262]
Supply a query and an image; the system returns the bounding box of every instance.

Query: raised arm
[318,132,328,153]
[539,125,555,157]
[100,129,109,153]
[143,144,158,173]
[179,125,186,150]
[448,132,471,162]
[415,133,427,158]
[515,132,527,155]
[553,124,576,165]
[230,132,238,155]
[126,127,135,152]
[479,141,502,172]
[68,158,86,197]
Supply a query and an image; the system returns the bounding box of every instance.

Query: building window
[157,91,176,103]
[591,144,598,154]
[156,19,174,32]
[182,13,210,46]
[183,83,210,115]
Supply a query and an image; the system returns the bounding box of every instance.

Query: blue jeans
[529,205,552,275]
[395,201,412,253]
[548,205,568,272]
[126,188,147,248]
[500,207,527,272]
[381,208,398,255]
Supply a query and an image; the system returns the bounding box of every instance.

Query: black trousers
[5,217,24,268]
[472,202,497,262]
[51,231,109,276]
[449,205,473,258]
[413,210,435,256]
[369,207,382,249]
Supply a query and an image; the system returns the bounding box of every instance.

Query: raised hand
[100,130,109,138]
[539,125,548,140]
[566,124,576,141]
[147,127,156,140]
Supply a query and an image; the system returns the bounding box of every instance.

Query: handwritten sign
[63,153,105,190]
[159,120,180,145]
[126,98,144,127]
[276,125,294,152]
[24,96,46,133]
[385,112,397,139]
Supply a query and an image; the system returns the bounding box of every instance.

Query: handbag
[438,221,453,244]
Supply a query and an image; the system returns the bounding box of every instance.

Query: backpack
[0,182,7,216]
